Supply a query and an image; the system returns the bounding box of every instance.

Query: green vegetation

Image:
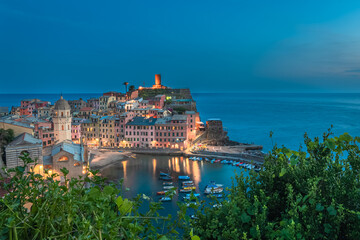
[129,85,135,92]
[2,131,360,239]
[172,107,187,114]
[0,129,14,165]
[138,89,171,100]
[191,131,360,239]
[0,154,197,240]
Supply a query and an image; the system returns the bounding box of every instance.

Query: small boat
[205,158,209,161]
[183,186,196,190]
[159,197,171,202]
[186,193,200,198]
[178,176,191,180]
[213,194,223,198]
[182,181,193,184]
[160,172,170,177]
[204,181,224,195]
[160,176,172,181]
[157,191,166,195]
[214,159,221,163]
[182,183,195,187]
[190,215,198,219]
[186,202,199,207]
[180,189,192,193]
[163,182,173,185]
[163,186,175,190]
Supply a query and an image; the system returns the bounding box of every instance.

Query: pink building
[154,115,188,149]
[115,112,135,146]
[71,123,81,143]
[185,111,200,141]
[149,95,166,109]
[124,117,156,148]
[20,99,49,116]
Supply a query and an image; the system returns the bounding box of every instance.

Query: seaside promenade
[99,145,265,165]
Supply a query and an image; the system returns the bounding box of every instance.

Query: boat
[213,204,222,208]
[159,197,171,202]
[190,215,198,219]
[178,175,191,180]
[204,181,224,195]
[183,186,196,190]
[186,202,199,207]
[159,176,172,181]
[157,191,166,195]
[186,193,200,198]
[214,159,221,163]
[182,181,193,184]
[163,182,173,185]
[182,183,195,187]
[160,172,170,177]
[163,186,176,190]
[179,189,193,193]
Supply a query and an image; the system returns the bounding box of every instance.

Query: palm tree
[123,82,129,93]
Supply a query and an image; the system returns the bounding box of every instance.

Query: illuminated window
[74,162,80,167]
[58,156,69,161]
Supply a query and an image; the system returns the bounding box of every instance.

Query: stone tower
[53,96,72,142]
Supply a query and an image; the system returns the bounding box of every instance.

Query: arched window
[73,162,80,167]
[61,112,64,117]
[62,125,64,130]
[68,125,70,130]
[67,112,69,116]
[58,156,68,161]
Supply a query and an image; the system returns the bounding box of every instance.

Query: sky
[1,0,360,93]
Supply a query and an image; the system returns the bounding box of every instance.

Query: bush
[191,132,360,239]
[0,153,192,240]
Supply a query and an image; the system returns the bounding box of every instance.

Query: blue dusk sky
[1,0,360,93]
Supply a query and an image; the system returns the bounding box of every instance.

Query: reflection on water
[100,154,248,216]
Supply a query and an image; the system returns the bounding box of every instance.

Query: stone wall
[0,122,34,137]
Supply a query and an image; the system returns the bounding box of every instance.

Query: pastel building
[124,117,156,148]
[154,115,187,149]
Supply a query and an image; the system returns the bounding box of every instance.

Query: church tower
[53,96,72,142]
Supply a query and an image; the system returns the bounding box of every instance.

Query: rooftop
[126,116,156,126]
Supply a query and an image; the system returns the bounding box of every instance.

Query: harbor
[98,154,252,216]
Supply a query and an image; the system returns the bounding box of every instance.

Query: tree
[0,129,14,165]
[191,131,360,239]
[129,85,135,92]
[123,82,129,93]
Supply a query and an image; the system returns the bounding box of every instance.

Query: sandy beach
[89,149,134,170]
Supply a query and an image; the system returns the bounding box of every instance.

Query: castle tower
[53,96,72,142]
[153,74,167,89]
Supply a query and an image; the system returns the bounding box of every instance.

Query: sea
[1,92,360,151]
[2,92,360,217]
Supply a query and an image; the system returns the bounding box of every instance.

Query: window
[58,156,69,162]
[62,125,64,131]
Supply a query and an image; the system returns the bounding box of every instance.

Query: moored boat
[160,176,172,181]
[204,181,224,194]
[157,191,166,195]
[159,197,171,202]
[163,182,173,185]
[163,186,176,190]
[160,171,170,176]
[183,186,196,190]
[178,175,191,180]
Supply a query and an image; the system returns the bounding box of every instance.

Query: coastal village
[0,74,263,186]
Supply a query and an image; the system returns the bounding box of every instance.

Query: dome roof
[54,96,70,110]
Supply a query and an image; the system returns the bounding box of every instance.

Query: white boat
[159,197,171,202]
[204,181,224,194]
[163,186,176,190]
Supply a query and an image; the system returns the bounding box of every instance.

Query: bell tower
[53,96,72,142]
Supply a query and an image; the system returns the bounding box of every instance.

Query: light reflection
[185,158,190,175]
[168,159,171,169]
[152,158,157,176]
[191,160,201,185]
[122,161,127,181]
[174,157,180,173]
